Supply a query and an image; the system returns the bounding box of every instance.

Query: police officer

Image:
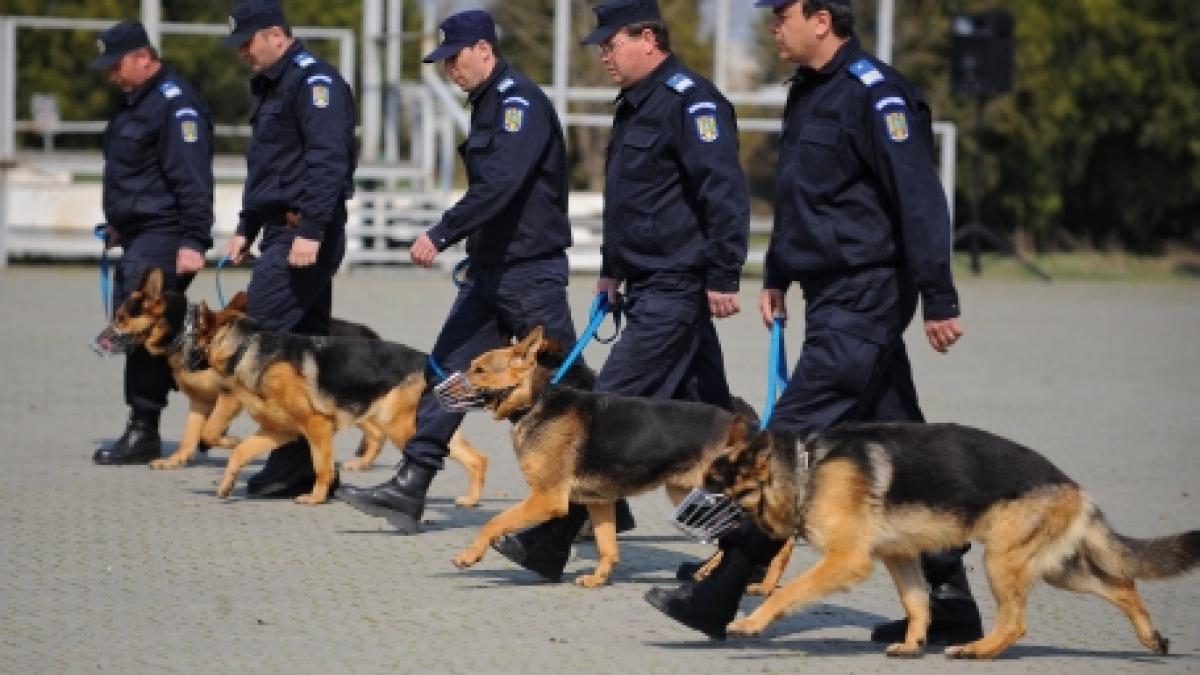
[644,0,983,646]
[337,10,582,534]
[221,0,357,496]
[488,0,751,582]
[92,21,214,465]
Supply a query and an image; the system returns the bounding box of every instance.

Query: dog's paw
[339,458,370,472]
[294,493,327,505]
[745,582,775,596]
[886,642,925,658]
[726,618,764,638]
[215,483,235,500]
[454,495,480,508]
[452,550,482,569]
[944,645,983,660]
[150,457,185,470]
[573,573,609,589]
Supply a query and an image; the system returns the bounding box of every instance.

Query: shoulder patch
[311,82,331,109]
[180,119,199,144]
[502,105,525,133]
[874,95,907,111]
[293,52,317,69]
[665,73,695,94]
[497,77,516,93]
[848,58,885,88]
[883,110,910,143]
[158,81,183,100]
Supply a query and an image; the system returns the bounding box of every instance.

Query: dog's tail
[1083,509,1200,580]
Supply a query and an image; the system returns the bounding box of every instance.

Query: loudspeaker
[950,10,1014,95]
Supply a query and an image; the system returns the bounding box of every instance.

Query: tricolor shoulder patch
[688,102,720,143]
[883,110,909,142]
[848,58,885,87]
[180,119,199,143]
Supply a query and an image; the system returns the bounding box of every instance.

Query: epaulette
[158,81,183,100]
[497,77,516,93]
[665,73,695,94]
[293,52,317,69]
[848,58,884,88]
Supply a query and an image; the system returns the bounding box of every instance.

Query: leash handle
[551,291,612,385]
[761,317,789,428]
[94,224,112,319]
[215,254,231,307]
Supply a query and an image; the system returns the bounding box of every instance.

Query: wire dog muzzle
[433,372,487,412]
[91,325,139,357]
[669,488,744,545]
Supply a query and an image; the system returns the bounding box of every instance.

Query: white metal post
[876,0,894,63]
[714,0,730,91]
[362,0,382,162]
[553,0,570,123]
[0,18,15,158]
[141,0,161,49]
[385,0,403,163]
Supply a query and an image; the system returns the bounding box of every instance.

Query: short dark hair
[803,1,855,38]
[622,20,671,53]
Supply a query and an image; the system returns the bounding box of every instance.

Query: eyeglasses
[597,35,630,56]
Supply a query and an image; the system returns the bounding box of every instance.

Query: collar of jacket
[468,58,511,107]
[125,64,170,107]
[255,39,307,87]
[790,34,862,85]
[616,53,681,109]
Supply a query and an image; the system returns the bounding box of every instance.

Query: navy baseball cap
[224,0,288,48]
[422,10,498,63]
[90,21,152,70]
[582,0,663,46]
[754,0,852,8]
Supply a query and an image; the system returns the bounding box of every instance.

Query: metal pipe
[0,18,15,158]
[141,0,161,49]
[714,0,731,91]
[362,0,382,162]
[385,0,403,163]
[876,0,894,63]
[553,0,570,123]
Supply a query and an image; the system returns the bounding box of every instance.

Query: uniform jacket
[764,37,959,320]
[237,41,356,243]
[601,55,749,292]
[102,66,213,252]
[426,60,572,266]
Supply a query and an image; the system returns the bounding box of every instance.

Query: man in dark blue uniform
[337,10,581,533]
[487,0,751,582]
[644,0,983,646]
[92,21,214,465]
[221,0,357,496]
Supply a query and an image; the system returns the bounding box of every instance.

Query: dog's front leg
[575,502,619,587]
[447,431,487,508]
[452,491,569,569]
[152,399,213,469]
[339,420,383,472]
[296,417,337,504]
[728,548,873,638]
[199,392,243,449]
[216,429,297,499]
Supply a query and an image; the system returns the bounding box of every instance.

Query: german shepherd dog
[95,268,388,472]
[185,301,487,505]
[702,422,1200,659]
[448,326,756,588]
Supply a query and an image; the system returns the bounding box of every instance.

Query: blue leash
[551,292,615,385]
[215,254,231,307]
[761,317,789,428]
[94,224,112,318]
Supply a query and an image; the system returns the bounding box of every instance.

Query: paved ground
[1,266,1198,674]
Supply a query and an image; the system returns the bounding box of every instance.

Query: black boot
[870,550,984,645]
[645,546,760,640]
[336,457,436,535]
[491,503,590,582]
[94,413,162,465]
[246,440,319,498]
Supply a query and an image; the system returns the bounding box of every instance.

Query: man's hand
[224,235,249,264]
[176,248,205,275]
[924,317,964,354]
[288,236,320,267]
[707,290,740,319]
[596,277,620,305]
[759,288,787,329]
[409,233,438,268]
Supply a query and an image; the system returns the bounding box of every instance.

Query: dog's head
[93,268,184,356]
[704,429,801,540]
[463,326,567,420]
[184,292,251,373]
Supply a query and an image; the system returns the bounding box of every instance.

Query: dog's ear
[225,290,249,312]
[512,325,545,365]
[138,267,165,298]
